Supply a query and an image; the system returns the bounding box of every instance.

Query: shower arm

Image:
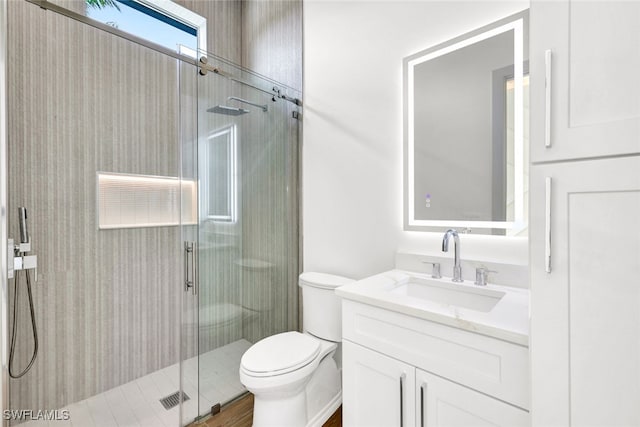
[227,97,268,112]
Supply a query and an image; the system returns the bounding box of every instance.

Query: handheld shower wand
[18,206,28,244]
[9,207,38,379]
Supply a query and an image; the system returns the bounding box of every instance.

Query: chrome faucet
[442,229,463,282]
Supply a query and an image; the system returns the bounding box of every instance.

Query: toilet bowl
[239,272,354,427]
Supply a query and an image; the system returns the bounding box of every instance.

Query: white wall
[303,0,529,280]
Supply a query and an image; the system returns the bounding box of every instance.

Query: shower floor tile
[18,339,252,427]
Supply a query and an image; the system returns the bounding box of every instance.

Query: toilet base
[250,353,341,427]
[253,389,307,427]
[306,390,342,427]
[252,389,342,427]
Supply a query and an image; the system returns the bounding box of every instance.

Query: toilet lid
[241,331,320,377]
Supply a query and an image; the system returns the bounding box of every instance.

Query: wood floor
[189,393,342,427]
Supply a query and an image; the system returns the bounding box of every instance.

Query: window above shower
[84,0,206,57]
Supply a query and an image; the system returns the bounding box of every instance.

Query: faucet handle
[474,267,497,286]
[422,261,442,279]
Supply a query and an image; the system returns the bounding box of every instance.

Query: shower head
[207,105,250,116]
[227,96,268,112]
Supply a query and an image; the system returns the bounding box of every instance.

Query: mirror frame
[403,11,528,233]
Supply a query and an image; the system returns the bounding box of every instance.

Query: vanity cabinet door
[530,157,640,426]
[530,0,640,163]
[343,340,416,427]
[416,369,529,427]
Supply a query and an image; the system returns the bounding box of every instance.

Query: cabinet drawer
[342,300,529,409]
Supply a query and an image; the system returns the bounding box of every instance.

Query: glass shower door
[178,56,200,426]
[180,51,301,424]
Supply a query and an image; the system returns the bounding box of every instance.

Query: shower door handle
[184,241,195,294]
[192,242,198,296]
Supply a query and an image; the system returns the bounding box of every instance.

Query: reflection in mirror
[404,11,528,236]
[203,125,238,223]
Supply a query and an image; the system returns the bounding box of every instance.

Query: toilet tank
[299,272,354,342]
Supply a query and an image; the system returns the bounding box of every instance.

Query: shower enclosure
[3,1,301,424]
[178,52,301,424]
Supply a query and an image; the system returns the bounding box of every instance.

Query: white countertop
[336,269,529,346]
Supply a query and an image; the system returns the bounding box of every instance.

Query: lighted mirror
[404,11,529,236]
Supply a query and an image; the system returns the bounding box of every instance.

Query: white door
[530,156,640,426]
[530,0,640,162]
[416,369,529,427]
[343,340,416,427]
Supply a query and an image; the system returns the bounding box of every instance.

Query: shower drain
[159,391,190,410]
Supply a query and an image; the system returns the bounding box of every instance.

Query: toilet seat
[241,332,321,377]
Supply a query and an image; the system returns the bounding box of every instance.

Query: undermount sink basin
[388,277,506,313]
[335,268,529,345]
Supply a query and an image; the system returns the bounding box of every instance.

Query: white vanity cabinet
[342,300,530,427]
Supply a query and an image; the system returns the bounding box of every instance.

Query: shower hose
[9,269,38,378]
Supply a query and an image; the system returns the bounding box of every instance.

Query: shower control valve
[14,240,31,253]
[7,238,37,281]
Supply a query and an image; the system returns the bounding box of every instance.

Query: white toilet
[239,272,354,427]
